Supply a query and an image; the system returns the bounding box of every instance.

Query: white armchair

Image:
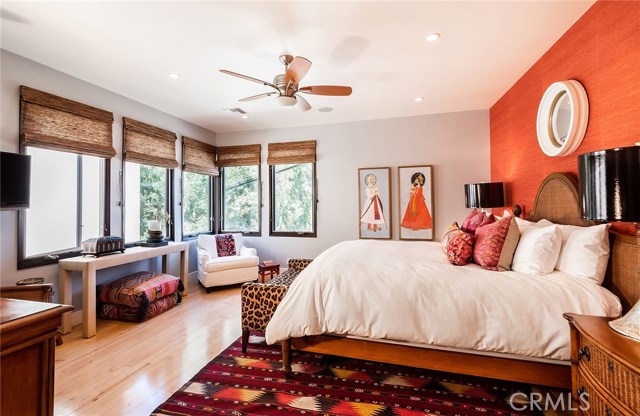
[196,233,259,289]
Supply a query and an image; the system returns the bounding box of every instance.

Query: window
[124,162,172,242]
[181,136,217,237]
[122,117,178,243]
[182,171,213,237]
[270,163,316,236]
[18,86,114,269]
[221,165,260,234]
[18,147,108,268]
[216,143,261,235]
[267,140,317,237]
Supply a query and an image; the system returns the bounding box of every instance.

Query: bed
[266,173,640,388]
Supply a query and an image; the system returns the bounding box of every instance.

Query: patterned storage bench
[240,258,312,352]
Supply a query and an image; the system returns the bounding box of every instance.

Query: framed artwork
[358,167,392,239]
[398,165,434,240]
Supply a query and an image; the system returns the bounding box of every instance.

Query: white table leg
[82,263,97,338]
[59,267,73,334]
[180,247,188,296]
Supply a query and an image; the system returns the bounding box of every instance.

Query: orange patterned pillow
[441,222,460,253]
[473,216,520,271]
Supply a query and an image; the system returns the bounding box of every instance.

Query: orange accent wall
[490,0,640,216]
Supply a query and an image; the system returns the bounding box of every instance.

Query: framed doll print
[398,165,434,240]
[358,167,391,239]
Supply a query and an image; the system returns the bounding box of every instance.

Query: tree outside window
[270,163,316,236]
[221,165,260,234]
[182,171,212,236]
[125,162,170,242]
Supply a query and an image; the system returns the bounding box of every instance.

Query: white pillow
[512,225,562,275]
[555,224,610,284]
[514,216,535,227]
[515,218,552,234]
[232,232,244,250]
[197,234,218,258]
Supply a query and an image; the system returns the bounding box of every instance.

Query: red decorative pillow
[478,213,496,229]
[215,234,237,257]
[441,222,461,254]
[473,216,520,271]
[461,209,488,234]
[443,224,474,266]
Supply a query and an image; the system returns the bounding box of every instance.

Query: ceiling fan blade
[295,94,312,112]
[298,85,352,96]
[239,92,277,102]
[285,56,312,85]
[219,69,278,90]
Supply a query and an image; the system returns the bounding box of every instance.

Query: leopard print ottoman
[241,258,312,353]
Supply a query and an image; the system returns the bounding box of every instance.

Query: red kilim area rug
[152,335,545,416]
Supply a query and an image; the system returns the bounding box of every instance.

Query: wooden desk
[1,298,73,416]
[58,242,188,338]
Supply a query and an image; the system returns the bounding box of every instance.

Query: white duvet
[265,240,621,361]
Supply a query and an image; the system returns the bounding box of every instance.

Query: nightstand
[564,313,639,416]
[258,262,280,283]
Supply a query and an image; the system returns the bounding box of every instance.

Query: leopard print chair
[240,258,313,353]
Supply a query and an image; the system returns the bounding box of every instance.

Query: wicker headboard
[527,172,640,313]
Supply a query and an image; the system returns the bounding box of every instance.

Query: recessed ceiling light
[168,73,180,79]
[241,114,249,119]
[426,33,440,42]
[318,107,333,113]
[415,97,424,102]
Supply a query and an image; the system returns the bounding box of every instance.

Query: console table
[1,298,73,416]
[58,242,188,338]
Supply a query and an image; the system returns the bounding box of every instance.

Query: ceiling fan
[220,54,352,112]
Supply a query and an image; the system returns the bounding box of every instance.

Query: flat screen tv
[1,151,31,210]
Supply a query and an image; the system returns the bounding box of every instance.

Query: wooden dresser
[564,313,640,416]
[0,298,73,416]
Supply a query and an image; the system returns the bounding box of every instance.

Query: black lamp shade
[578,146,640,222]
[464,182,504,209]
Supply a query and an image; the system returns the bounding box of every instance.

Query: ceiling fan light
[276,95,297,107]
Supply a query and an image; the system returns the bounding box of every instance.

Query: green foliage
[183,172,211,235]
[273,163,313,232]
[223,166,259,232]
[139,165,167,240]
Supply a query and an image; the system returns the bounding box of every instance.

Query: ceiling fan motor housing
[273,74,296,96]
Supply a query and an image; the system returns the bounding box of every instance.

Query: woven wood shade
[216,144,261,167]
[267,140,316,165]
[20,85,115,158]
[123,117,178,168]
[182,136,218,176]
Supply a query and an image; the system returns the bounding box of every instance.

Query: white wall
[217,110,491,265]
[0,50,216,305]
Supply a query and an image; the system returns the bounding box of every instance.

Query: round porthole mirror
[536,80,589,157]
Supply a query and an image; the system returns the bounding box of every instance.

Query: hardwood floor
[54,277,242,416]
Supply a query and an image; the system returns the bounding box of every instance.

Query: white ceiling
[1,1,594,133]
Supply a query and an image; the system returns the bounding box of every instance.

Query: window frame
[269,162,317,238]
[17,147,111,269]
[121,161,174,246]
[219,165,262,237]
[181,170,214,239]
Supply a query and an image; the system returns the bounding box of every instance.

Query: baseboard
[71,310,83,327]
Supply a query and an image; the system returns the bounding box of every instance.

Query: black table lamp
[578,145,640,341]
[464,182,504,212]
